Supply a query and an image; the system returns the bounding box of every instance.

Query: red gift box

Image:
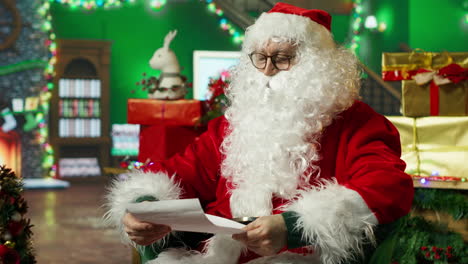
[127,99,206,162]
[137,125,206,162]
[127,99,202,126]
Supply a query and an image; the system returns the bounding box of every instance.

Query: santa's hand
[123,212,171,246]
[232,215,287,256]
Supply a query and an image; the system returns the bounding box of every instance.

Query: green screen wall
[51,1,240,124]
[409,0,468,52]
[359,0,467,72]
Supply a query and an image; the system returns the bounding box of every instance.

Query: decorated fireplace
[0,130,21,177]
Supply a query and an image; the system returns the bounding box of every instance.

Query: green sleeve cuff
[134,195,160,263]
[135,195,158,203]
[282,211,308,249]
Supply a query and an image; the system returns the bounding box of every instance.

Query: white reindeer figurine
[148,30,187,100]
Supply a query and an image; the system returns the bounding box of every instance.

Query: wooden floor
[23,177,132,264]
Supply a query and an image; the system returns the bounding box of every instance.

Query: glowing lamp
[364,16,378,29]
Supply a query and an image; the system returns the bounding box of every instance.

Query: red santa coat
[141,101,413,262]
[106,101,413,264]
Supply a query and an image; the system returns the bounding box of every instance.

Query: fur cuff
[285,180,378,264]
[245,252,321,264]
[147,235,244,264]
[103,171,183,244]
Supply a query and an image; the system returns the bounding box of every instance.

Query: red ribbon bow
[412,63,468,116]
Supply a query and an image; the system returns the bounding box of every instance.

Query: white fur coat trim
[147,235,321,264]
[285,180,378,264]
[103,171,182,245]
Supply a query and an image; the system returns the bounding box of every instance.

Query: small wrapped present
[382,51,467,81]
[127,99,202,126]
[127,99,206,162]
[401,63,468,117]
[387,116,468,189]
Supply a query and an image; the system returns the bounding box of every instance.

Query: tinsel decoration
[0,166,36,264]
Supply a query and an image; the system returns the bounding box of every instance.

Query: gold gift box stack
[382,51,468,117]
[382,52,468,189]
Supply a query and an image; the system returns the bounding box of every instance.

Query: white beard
[221,47,360,218]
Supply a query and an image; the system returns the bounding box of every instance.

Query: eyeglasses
[248,52,294,70]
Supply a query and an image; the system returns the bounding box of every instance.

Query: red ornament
[119,161,128,169]
[7,221,24,236]
[420,246,428,251]
[0,245,20,264]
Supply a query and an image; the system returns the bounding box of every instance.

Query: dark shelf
[50,39,112,178]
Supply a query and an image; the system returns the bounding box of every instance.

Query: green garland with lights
[0,166,36,263]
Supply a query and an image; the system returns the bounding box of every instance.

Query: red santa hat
[267,2,332,32]
[242,2,335,52]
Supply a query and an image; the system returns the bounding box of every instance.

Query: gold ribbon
[382,51,468,71]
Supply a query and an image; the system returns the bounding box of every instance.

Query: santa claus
[105,2,413,264]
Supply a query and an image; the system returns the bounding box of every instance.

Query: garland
[371,189,468,264]
[0,60,47,76]
[391,216,468,264]
[413,189,467,220]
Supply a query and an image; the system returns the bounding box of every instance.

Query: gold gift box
[402,80,468,117]
[382,51,468,80]
[387,116,468,189]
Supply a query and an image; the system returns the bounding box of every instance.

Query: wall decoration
[0,0,22,51]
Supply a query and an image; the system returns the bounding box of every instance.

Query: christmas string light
[413,175,467,184]
[37,1,57,177]
[149,0,167,11]
[48,0,135,10]
[347,0,364,55]
[204,0,244,44]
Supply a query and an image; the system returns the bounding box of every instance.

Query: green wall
[409,0,468,52]
[359,0,467,73]
[51,1,239,124]
[359,0,410,73]
[332,14,352,44]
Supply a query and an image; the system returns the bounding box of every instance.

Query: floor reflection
[23,179,131,264]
